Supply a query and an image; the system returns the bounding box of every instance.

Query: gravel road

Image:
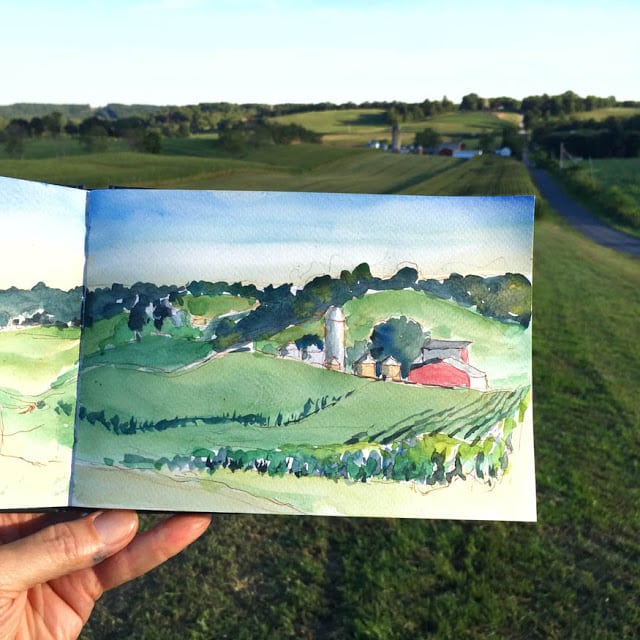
[530,168,640,258]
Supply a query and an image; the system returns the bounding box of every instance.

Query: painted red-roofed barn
[408,357,487,391]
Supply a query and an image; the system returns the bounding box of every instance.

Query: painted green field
[0,327,79,507]
[0,326,80,395]
[0,372,77,449]
[176,293,256,320]
[76,355,524,459]
[75,280,529,502]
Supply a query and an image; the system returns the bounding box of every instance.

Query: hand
[0,510,211,640]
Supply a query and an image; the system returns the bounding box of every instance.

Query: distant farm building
[453,149,482,159]
[391,123,401,152]
[408,357,487,391]
[417,340,470,364]
[275,307,488,391]
[380,356,402,381]
[437,142,464,156]
[278,342,324,367]
[302,343,324,366]
[353,353,377,379]
[409,338,487,390]
[324,306,346,371]
[278,343,301,360]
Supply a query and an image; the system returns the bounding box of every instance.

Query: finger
[95,513,211,591]
[0,510,88,544]
[0,510,138,595]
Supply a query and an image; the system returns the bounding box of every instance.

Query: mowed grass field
[271,108,510,145]
[549,157,640,237]
[1,129,638,638]
[571,106,640,121]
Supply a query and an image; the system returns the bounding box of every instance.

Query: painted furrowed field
[76,357,526,460]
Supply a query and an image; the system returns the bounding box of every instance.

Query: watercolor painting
[73,189,535,520]
[0,177,86,508]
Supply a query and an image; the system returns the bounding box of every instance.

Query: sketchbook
[0,176,535,520]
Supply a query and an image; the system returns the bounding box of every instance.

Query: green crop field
[592,157,640,199]
[76,354,523,457]
[571,106,640,121]
[0,137,638,637]
[270,108,509,146]
[549,157,640,236]
[271,108,387,135]
[414,110,508,135]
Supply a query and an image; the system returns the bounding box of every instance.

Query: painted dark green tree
[369,316,426,378]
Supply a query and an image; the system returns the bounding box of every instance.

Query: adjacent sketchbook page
[0,177,86,508]
[73,189,535,520]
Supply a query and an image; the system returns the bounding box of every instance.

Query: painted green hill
[343,289,530,388]
[260,288,529,388]
[76,349,526,472]
[78,351,369,426]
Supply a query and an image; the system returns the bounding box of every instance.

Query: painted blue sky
[0,178,86,289]
[86,190,534,287]
[2,0,638,105]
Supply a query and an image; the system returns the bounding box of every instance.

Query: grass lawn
[2,140,638,638]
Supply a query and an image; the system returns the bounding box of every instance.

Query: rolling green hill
[271,108,510,146]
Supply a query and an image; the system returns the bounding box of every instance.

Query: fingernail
[93,511,137,547]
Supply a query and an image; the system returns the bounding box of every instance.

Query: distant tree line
[0,282,83,328]
[531,113,640,159]
[0,105,321,157]
[385,97,456,125]
[382,90,639,129]
[3,92,637,158]
[217,118,322,152]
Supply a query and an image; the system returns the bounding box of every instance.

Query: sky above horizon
[0,178,86,290]
[85,189,534,288]
[2,0,639,106]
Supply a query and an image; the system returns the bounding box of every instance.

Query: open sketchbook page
[0,177,86,508]
[73,189,535,520]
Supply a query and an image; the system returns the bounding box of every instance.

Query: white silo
[324,305,346,371]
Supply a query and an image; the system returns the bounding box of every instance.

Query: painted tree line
[83,264,531,346]
[0,264,532,337]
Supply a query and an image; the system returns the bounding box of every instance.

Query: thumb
[0,511,138,594]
